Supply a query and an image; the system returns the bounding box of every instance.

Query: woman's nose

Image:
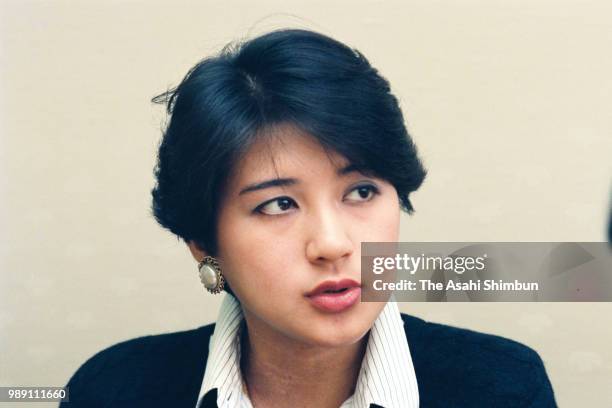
[305,208,354,265]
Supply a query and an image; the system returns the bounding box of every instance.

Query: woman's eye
[344,185,379,203]
[254,197,297,215]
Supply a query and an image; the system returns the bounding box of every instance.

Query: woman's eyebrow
[238,178,298,195]
[337,163,361,176]
[238,165,362,195]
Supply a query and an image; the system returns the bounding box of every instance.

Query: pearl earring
[198,256,225,294]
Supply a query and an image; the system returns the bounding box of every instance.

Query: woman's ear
[186,240,207,262]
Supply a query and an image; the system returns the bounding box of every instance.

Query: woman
[62,29,556,407]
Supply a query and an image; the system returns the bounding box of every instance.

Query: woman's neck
[240,314,369,408]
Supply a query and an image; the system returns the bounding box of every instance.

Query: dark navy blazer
[60,314,557,407]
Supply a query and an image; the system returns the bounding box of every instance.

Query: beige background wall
[1,1,611,406]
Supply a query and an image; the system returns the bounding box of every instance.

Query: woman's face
[192,124,400,348]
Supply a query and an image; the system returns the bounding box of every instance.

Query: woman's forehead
[229,125,350,185]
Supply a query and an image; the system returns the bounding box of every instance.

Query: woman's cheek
[228,241,299,294]
[371,192,401,239]
[351,203,400,242]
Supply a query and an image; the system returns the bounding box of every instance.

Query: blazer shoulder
[400,313,557,407]
[62,323,215,407]
[401,313,543,364]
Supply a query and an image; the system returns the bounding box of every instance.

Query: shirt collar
[196,295,419,408]
[197,294,246,407]
[351,296,420,408]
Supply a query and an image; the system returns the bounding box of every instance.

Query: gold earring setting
[198,256,225,294]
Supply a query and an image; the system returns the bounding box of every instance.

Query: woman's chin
[295,303,380,347]
[298,317,371,348]
[302,332,365,349]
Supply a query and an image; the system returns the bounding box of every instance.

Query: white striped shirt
[195,294,419,408]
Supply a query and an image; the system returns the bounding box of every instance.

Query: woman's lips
[306,279,361,313]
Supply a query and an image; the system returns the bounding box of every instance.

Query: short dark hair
[151,28,426,257]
